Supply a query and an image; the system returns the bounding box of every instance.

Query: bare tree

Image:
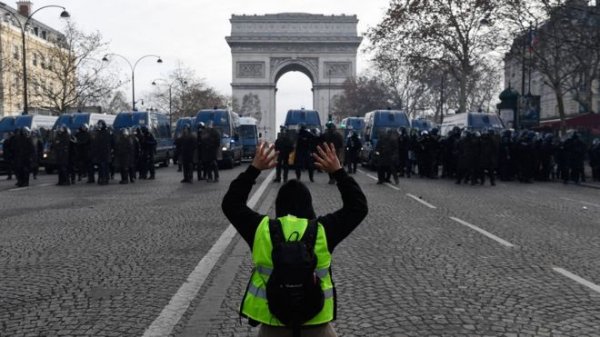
[29,21,121,114]
[331,75,400,118]
[368,0,509,113]
[148,64,226,121]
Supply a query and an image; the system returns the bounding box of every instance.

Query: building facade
[0,1,68,116]
[503,0,600,125]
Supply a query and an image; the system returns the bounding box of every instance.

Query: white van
[440,112,504,136]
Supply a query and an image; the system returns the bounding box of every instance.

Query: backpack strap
[300,219,318,250]
[268,219,285,246]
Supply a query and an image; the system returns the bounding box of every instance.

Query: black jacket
[222,166,368,252]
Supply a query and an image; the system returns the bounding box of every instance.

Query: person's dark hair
[275,180,316,219]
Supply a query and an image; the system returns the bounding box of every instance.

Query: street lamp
[102,53,163,111]
[152,78,187,127]
[4,5,70,115]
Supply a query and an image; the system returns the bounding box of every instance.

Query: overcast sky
[31,0,390,124]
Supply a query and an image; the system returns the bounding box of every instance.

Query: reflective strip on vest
[256,265,329,279]
[248,284,334,300]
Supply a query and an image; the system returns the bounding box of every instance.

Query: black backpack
[266,219,325,330]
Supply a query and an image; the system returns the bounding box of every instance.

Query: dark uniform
[140,126,157,180]
[321,124,344,184]
[75,126,93,183]
[274,128,293,183]
[345,132,362,174]
[4,131,15,180]
[455,131,479,185]
[176,126,197,183]
[294,126,316,182]
[14,128,35,187]
[54,127,72,186]
[478,131,499,186]
[200,125,220,182]
[114,129,136,184]
[93,121,113,185]
[590,139,600,181]
[565,132,586,184]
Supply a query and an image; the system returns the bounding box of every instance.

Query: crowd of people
[4,119,600,189]
[367,127,599,186]
[3,120,159,187]
[173,122,222,184]
[273,123,600,188]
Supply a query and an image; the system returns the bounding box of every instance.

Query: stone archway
[226,13,362,140]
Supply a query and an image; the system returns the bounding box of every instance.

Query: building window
[41,31,47,40]
[13,74,19,89]
[32,53,38,67]
[33,27,39,36]
[13,45,20,60]
[40,56,46,69]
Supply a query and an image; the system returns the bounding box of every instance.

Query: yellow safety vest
[241,215,335,326]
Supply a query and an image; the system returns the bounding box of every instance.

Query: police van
[173,117,194,139]
[440,112,504,136]
[0,115,57,172]
[283,109,322,144]
[239,117,259,159]
[360,110,410,167]
[195,108,243,169]
[411,118,435,132]
[340,117,365,139]
[113,111,174,167]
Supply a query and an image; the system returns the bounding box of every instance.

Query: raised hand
[313,142,342,173]
[251,141,278,171]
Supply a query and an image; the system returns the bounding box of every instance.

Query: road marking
[142,169,275,337]
[553,267,600,294]
[449,217,515,248]
[560,197,600,208]
[406,193,437,209]
[8,186,29,192]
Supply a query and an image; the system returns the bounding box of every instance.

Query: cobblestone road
[1,165,600,336]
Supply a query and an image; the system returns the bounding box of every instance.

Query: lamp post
[4,5,70,115]
[152,78,187,127]
[102,53,163,111]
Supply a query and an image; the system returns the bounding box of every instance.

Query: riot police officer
[54,125,72,186]
[94,120,113,185]
[295,124,316,182]
[114,128,135,184]
[345,130,362,174]
[177,125,197,183]
[140,126,157,180]
[274,126,293,183]
[321,121,344,184]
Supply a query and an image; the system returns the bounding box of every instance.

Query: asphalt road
[1,164,599,336]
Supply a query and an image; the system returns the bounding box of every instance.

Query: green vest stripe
[241,215,335,326]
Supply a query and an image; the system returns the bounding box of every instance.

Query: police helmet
[80,123,89,132]
[141,126,149,134]
[97,119,107,130]
[197,122,205,130]
[593,138,599,146]
[21,126,31,137]
[421,130,429,136]
[122,128,130,136]
[326,121,336,130]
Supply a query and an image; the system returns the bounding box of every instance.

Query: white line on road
[142,169,275,337]
[406,193,437,209]
[449,217,515,248]
[360,170,401,190]
[560,197,600,208]
[8,186,29,192]
[553,267,600,294]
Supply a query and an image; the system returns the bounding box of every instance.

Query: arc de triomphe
[226,13,362,140]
